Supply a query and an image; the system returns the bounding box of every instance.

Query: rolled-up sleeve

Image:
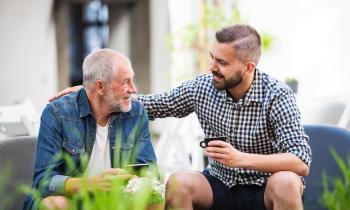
[270,91,312,167]
[49,175,70,194]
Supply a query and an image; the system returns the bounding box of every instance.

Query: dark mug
[199,136,227,148]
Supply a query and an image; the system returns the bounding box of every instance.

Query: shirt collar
[243,69,265,106]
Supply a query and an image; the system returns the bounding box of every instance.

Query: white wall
[236,0,350,124]
[238,0,350,99]
[0,0,58,113]
[149,0,172,134]
[150,0,171,93]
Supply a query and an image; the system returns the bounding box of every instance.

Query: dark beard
[212,71,243,90]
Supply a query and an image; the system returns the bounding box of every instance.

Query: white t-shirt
[85,122,111,176]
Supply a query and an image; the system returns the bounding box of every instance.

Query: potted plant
[22,155,165,210]
[285,77,298,93]
[322,148,350,210]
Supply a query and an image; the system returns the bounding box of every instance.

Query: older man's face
[104,58,137,112]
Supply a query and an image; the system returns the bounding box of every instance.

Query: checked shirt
[138,69,312,188]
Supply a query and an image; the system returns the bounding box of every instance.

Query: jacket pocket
[112,143,134,167]
[62,138,85,155]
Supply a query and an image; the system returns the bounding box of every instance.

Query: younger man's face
[209,41,247,90]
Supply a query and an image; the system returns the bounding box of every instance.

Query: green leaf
[322,147,350,210]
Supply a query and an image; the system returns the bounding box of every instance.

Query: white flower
[151,179,166,196]
[123,177,166,204]
[124,177,145,193]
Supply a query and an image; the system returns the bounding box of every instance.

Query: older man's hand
[89,168,133,192]
[64,168,133,195]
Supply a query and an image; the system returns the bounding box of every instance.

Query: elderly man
[23,49,156,210]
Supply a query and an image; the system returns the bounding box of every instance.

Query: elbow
[298,163,309,177]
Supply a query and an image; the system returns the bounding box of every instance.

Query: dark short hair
[215,24,261,64]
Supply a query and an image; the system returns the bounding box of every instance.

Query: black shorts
[202,170,267,210]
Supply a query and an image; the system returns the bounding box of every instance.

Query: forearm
[137,94,192,119]
[238,152,309,176]
[137,81,196,120]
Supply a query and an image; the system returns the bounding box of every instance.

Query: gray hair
[82,48,119,89]
[215,24,261,64]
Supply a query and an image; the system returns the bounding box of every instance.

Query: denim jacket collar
[78,88,93,118]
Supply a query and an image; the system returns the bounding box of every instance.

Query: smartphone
[126,163,149,176]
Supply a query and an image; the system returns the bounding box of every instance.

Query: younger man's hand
[49,85,83,102]
[204,140,244,168]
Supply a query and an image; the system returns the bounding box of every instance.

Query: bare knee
[166,172,213,210]
[265,171,303,206]
[39,196,69,210]
[166,172,194,203]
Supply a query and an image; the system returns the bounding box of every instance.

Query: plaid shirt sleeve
[270,91,312,167]
[137,79,197,120]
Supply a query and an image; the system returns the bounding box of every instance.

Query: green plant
[285,77,298,84]
[322,148,350,210]
[284,77,298,93]
[21,153,165,210]
[0,164,13,210]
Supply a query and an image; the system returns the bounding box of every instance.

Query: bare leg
[166,171,213,210]
[39,196,70,210]
[264,171,304,210]
[147,202,165,210]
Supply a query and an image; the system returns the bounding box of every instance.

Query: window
[69,0,109,86]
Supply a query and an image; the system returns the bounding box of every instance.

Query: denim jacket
[23,88,156,210]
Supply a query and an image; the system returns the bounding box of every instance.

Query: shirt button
[49,185,55,191]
